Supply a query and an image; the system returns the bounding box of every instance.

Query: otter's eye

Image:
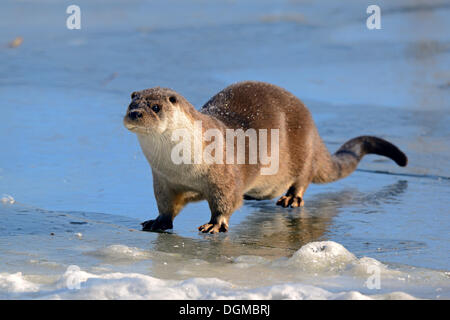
[169,96,177,104]
[151,104,161,113]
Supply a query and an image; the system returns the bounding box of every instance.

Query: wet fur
[124,81,408,233]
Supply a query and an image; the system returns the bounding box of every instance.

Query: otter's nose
[129,101,140,111]
[128,111,143,120]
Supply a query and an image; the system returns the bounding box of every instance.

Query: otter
[123,81,407,234]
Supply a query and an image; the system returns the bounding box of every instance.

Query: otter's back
[200,81,313,131]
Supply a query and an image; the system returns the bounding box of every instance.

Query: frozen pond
[0,0,449,299]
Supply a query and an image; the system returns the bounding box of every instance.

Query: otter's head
[124,87,188,135]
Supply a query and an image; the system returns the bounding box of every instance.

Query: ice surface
[0,204,448,300]
[1,194,15,204]
[87,245,153,262]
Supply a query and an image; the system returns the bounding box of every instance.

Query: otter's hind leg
[277,150,313,208]
[276,183,308,208]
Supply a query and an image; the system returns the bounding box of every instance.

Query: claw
[198,222,228,234]
[276,195,304,208]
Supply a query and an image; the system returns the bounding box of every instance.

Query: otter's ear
[169,96,177,104]
[131,92,138,99]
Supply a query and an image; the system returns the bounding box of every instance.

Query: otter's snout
[128,110,143,120]
[126,100,145,121]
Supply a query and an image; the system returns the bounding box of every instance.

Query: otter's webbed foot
[198,222,228,234]
[141,216,173,232]
[276,195,304,208]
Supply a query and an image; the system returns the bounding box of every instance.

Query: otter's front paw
[276,195,304,208]
[141,217,173,232]
[198,222,228,234]
[141,219,156,231]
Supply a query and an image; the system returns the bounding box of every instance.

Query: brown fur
[124,81,408,233]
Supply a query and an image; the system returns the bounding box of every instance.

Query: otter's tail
[312,136,408,184]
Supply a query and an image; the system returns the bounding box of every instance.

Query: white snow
[1,241,440,300]
[0,269,417,300]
